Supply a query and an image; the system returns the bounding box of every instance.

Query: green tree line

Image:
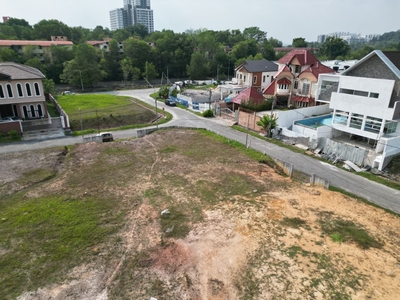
[0,18,399,88]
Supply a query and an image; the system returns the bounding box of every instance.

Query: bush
[158,86,169,99]
[8,130,20,140]
[203,109,214,118]
[241,99,272,112]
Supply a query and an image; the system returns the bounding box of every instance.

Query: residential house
[234,60,278,91]
[263,49,335,108]
[87,38,124,53]
[230,86,265,110]
[0,62,48,134]
[0,36,73,62]
[315,50,400,170]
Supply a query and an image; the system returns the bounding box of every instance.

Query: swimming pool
[294,114,333,128]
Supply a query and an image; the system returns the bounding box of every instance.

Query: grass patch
[287,245,310,258]
[357,171,400,191]
[45,101,60,117]
[318,214,383,249]
[0,195,121,299]
[18,168,56,185]
[160,207,190,238]
[55,94,170,134]
[281,217,307,229]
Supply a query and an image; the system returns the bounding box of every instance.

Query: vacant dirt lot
[1,129,399,300]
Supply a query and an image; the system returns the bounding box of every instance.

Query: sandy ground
[2,130,399,300]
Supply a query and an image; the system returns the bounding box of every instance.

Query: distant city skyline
[2,0,399,44]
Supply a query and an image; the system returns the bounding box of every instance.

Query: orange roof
[231,87,264,105]
[263,80,276,95]
[0,40,73,47]
[293,96,314,103]
[301,62,334,78]
[278,49,319,66]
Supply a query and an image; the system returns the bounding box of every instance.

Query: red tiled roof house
[263,49,334,108]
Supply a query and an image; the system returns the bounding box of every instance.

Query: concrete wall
[379,135,400,170]
[238,109,263,132]
[0,120,22,135]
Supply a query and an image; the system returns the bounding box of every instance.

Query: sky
[2,0,400,44]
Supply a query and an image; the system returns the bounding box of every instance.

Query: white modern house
[307,50,400,170]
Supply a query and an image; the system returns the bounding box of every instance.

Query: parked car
[63,91,75,95]
[96,132,114,142]
[165,99,176,106]
[0,116,20,122]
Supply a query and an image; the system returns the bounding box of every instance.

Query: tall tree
[124,38,153,72]
[60,44,106,88]
[33,19,71,40]
[292,37,308,48]
[319,37,351,60]
[243,27,266,44]
[187,51,209,80]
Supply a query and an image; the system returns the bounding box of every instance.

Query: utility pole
[78,70,84,91]
[96,109,100,134]
[228,59,230,81]
[245,113,250,148]
[79,109,84,140]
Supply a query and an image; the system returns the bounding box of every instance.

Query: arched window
[26,83,32,97]
[0,85,4,98]
[6,84,13,98]
[34,82,41,96]
[37,104,43,117]
[23,105,28,118]
[30,105,36,118]
[17,83,24,97]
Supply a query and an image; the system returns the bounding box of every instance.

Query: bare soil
[1,129,399,300]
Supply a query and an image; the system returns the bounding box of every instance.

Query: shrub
[8,130,20,140]
[158,86,169,99]
[203,109,214,118]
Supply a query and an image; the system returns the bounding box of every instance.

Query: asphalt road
[1,88,399,213]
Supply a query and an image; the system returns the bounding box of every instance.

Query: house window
[240,74,242,79]
[278,84,289,90]
[263,76,266,83]
[26,83,32,96]
[253,76,257,84]
[244,75,246,82]
[17,83,24,97]
[6,84,13,98]
[23,105,28,118]
[301,83,310,95]
[0,85,4,98]
[364,116,382,133]
[349,113,363,129]
[294,65,301,73]
[385,121,397,134]
[294,80,298,90]
[37,104,43,117]
[34,83,41,96]
[30,105,36,118]
[369,92,379,98]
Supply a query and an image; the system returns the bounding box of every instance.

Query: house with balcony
[234,60,278,92]
[0,62,49,135]
[314,50,400,170]
[263,49,335,108]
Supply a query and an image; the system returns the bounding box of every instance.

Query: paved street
[1,88,399,213]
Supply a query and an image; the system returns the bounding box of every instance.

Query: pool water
[295,114,333,128]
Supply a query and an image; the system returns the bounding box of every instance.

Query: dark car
[165,99,176,106]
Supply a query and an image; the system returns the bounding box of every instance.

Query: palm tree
[257,114,278,137]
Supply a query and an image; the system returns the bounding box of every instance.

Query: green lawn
[55,94,165,134]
